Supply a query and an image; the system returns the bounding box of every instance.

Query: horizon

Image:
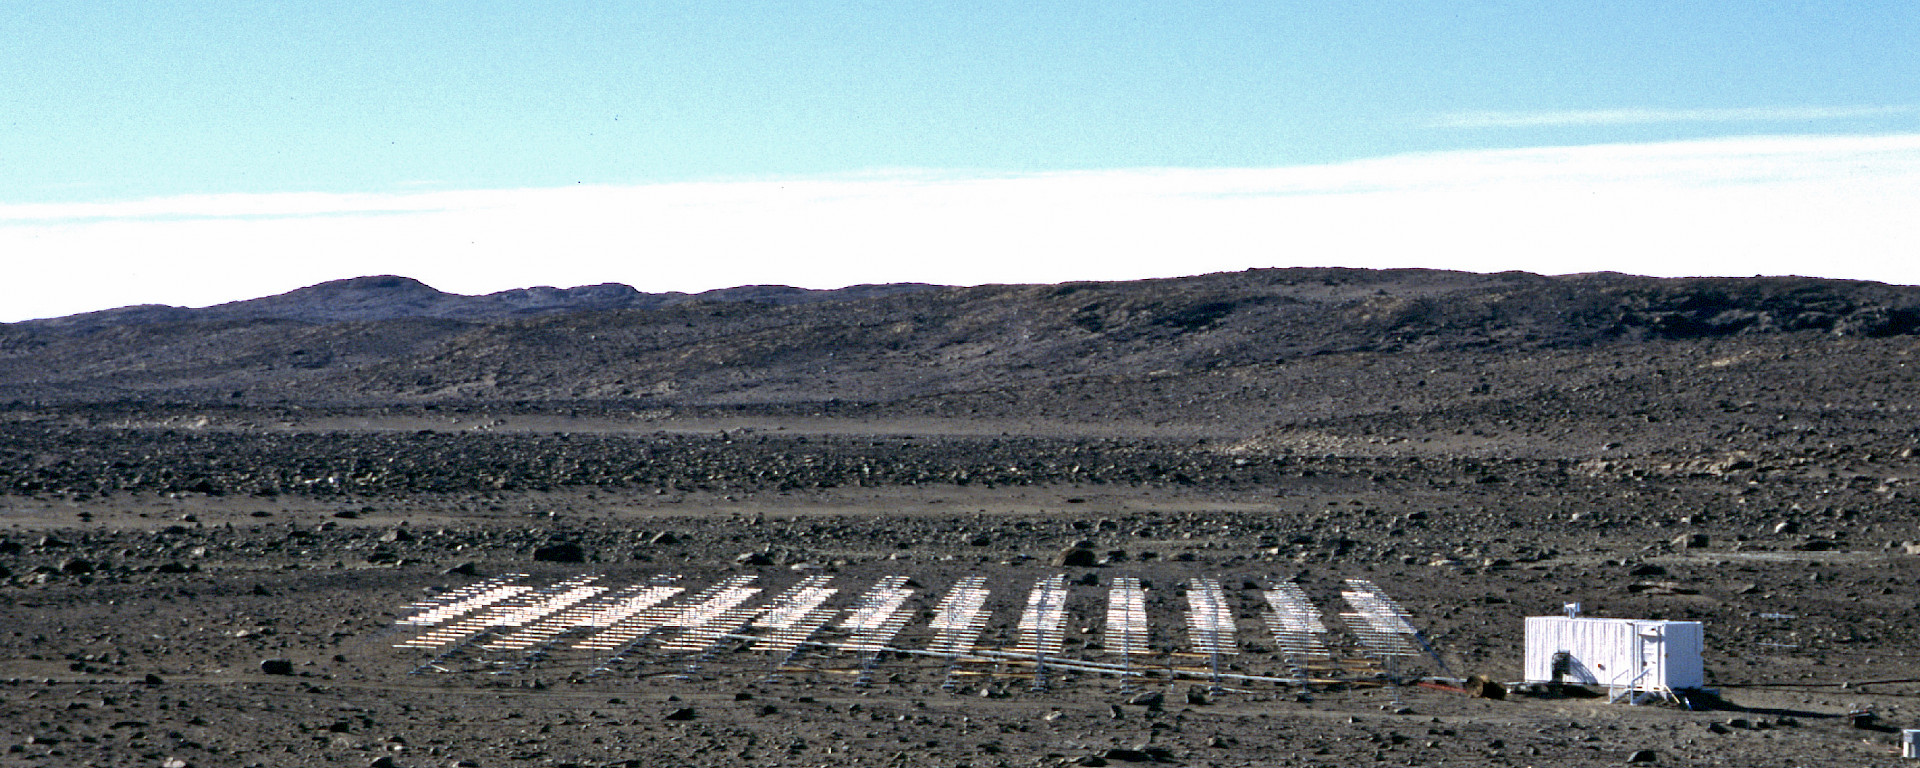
[23,260,1920,325]
[5,4,1917,322]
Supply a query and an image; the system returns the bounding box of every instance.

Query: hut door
[1638,627,1664,686]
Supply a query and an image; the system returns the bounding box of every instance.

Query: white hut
[1524,616,1703,703]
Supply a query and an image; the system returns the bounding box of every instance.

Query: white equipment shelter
[1525,616,1703,703]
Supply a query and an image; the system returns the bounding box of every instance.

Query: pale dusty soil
[6,475,1920,768]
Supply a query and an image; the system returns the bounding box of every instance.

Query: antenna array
[387,571,1445,697]
[838,576,916,686]
[927,575,993,689]
[750,575,839,656]
[1262,582,1332,686]
[1011,574,1070,691]
[1185,577,1237,690]
[1341,578,1451,677]
[397,574,530,627]
[1104,577,1149,692]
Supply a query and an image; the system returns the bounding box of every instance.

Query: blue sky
[4,3,1919,320]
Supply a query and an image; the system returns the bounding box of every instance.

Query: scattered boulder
[1053,546,1098,567]
[532,542,585,563]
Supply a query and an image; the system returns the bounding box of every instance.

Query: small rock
[1185,687,1210,706]
[143,673,164,685]
[664,707,697,721]
[445,562,478,576]
[59,558,94,575]
[259,658,295,675]
[1626,748,1658,763]
[734,551,774,566]
[1125,691,1164,708]
[648,531,680,545]
[162,758,191,768]
[1627,563,1666,577]
[368,757,397,768]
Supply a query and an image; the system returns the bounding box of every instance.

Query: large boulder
[533,542,586,563]
[1053,546,1098,567]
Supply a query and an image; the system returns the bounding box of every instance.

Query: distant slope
[19,276,943,330]
[2,268,1918,411]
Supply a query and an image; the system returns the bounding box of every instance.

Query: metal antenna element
[578,575,756,674]
[563,581,687,652]
[395,574,531,628]
[927,575,992,690]
[486,577,683,673]
[659,578,765,652]
[398,575,605,673]
[1104,577,1149,693]
[1262,582,1331,690]
[485,582,657,652]
[397,574,601,650]
[1185,577,1237,692]
[1012,574,1070,692]
[1340,578,1450,676]
[748,576,839,676]
[839,576,916,687]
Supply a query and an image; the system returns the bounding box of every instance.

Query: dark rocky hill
[3,268,1918,411]
[19,275,940,332]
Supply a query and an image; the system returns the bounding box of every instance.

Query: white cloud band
[4,133,1919,322]
[1433,105,1919,129]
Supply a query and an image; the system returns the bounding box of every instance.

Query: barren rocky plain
[4,268,1920,767]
